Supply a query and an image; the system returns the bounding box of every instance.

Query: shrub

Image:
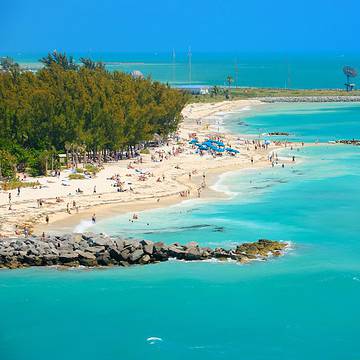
[84,164,100,174]
[1,180,40,191]
[69,173,85,180]
[140,148,150,154]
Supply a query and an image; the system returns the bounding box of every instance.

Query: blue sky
[1,0,359,53]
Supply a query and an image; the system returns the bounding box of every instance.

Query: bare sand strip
[0,100,303,237]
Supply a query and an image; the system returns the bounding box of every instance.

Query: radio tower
[172,48,176,84]
[188,46,192,84]
[234,58,239,88]
[287,63,291,89]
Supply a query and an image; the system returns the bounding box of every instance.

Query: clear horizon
[2,0,359,53]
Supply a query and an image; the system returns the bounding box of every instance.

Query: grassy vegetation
[84,164,101,175]
[190,88,360,103]
[140,148,150,154]
[1,180,40,191]
[69,174,85,180]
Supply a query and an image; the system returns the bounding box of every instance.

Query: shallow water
[1,103,360,360]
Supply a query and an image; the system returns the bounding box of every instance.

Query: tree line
[0,52,188,178]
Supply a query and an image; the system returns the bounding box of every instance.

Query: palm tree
[226,76,233,98]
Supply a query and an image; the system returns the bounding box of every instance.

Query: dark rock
[108,247,123,261]
[96,253,111,266]
[59,252,79,264]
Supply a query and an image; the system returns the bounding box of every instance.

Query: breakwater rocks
[0,233,289,269]
[257,96,360,103]
[267,132,290,136]
[335,139,360,146]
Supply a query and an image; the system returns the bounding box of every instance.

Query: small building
[175,85,211,95]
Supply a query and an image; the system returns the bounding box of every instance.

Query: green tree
[40,51,78,70]
[80,57,105,71]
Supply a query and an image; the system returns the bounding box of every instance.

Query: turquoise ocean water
[4,52,360,88]
[1,103,360,359]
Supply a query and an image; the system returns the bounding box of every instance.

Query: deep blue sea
[4,52,360,89]
[1,103,360,360]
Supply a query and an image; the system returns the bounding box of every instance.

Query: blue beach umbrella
[189,139,198,144]
[212,146,225,152]
[213,140,225,147]
[226,147,240,153]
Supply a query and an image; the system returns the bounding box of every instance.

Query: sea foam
[74,220,94,233]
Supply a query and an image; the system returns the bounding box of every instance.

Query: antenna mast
[188,46,192,84]
[234,58,239,88]
[287,63,291,89]
[172,48,176,84]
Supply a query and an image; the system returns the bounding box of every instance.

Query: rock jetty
[257,96,360,103]
[0,233,289,269]
[335,139,360,146]
[267,132,290,136]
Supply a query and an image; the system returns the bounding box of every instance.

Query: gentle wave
[74,220,94,233]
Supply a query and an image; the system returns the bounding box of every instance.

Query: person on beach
[189,172,192,180]
[8,193,11,203]
[292,156,296,162]
[45,215,49,224]
[17,187,20,196]
[93,186,96,194]
[92,214,96,223]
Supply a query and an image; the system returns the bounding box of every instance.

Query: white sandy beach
[0,99,301,237]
